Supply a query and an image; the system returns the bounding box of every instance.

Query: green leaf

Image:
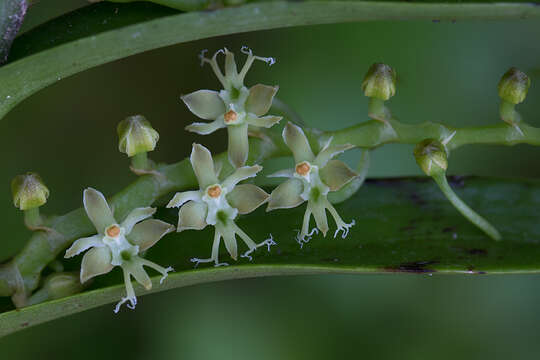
[1,1,540,120]
[2,176,540,337]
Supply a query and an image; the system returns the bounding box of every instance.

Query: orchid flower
[267,122,358,246]
[65,188,175,313]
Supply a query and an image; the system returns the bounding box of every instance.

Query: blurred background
[1,0,540,358]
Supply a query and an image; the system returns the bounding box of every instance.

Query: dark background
[1,1,540,358]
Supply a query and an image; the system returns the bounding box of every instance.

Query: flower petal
[121,207,156,235]
[227,123,249,168]
[80,247,113,283]
[181,90,226,120]
[178,201,208,231]
[319,160,359,191]
[125,260,152,290]
[246,114,282,128]
[65,235,103,258]
[245,84,279,116]
[314,139,355,168]
[221,225,238,260]
[282,122,315,163]
[222,164,262,192]
[166,190,202,208]
[185,118,225,135]
[224,48,239,80]
[310,201,329,237]
[128,219,175,251]
[227,184,269,214]
[191,143,219,189]
[267,168,295,178]
[83,188,116,234]
[267,178,304,211]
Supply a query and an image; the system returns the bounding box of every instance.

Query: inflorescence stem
[0,117,538,299]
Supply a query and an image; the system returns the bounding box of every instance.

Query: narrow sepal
[185,119,225,135]
[282,122,315,163]
[65,235,103,258]
[227,184,269,214]
[221,226,238,260]
[121,207,156,235]
[128,219,175,251]
[314,141,355,168]
[182,90,226,120]
[166,191,202,209]
[245,84,279,116]
[267,178,304,211]
[319,160,358,191]
[222,164,262,192]
[83,188,116,234]
[80,247,113,283]
[247,114,282,128]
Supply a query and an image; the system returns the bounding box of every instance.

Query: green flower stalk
[497,67,531,136]
[362,63,396,123]
[11,172,50,229]
[182,47,282,167]
[167,143,275,267]
[117,115,160,171]
[64,188,175,312]
[414,139,501,241]
[267,122,358,246]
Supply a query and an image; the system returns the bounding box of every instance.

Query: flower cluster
[8,48,520,314]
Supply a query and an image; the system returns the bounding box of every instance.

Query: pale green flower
[182,47,282,167]
[167,143,274,266]
[65,188,175,313]
[267,122,358,246]
[117,115,159,157]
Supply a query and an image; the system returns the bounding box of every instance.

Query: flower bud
[413,139,448,177]
[117,115,159,157]
[43,272,84,300]
[362,63,397,101]
[498,67,530,105]
[11,172,49,210]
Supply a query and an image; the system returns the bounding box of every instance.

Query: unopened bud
[498,67,530,105]
[44,272,84,300]
[414,139,448,177]
[12,172,49,210]
[362,63,397,101]
[117,115,159,157]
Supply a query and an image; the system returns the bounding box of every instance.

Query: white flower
[167,143,275,267]
[267,122,358,246]
[64,188,175,313]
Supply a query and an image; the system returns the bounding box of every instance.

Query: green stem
[23,208,42,229]
[499,100,521,125]
[367,97,387,122]
[131,152,148,170]
[432,172,501,241]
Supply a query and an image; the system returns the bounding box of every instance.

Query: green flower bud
[362,63,397,101]
[11,172,49,210]
[43,272,84,300]
[413,139,448,177]
[498,67,530,105]
[117,115,159,157]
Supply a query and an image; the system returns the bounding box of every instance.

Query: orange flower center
[295,162,311,176]
[207,185,222,198]
[106,225,121,238]
[224,110,238,124]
